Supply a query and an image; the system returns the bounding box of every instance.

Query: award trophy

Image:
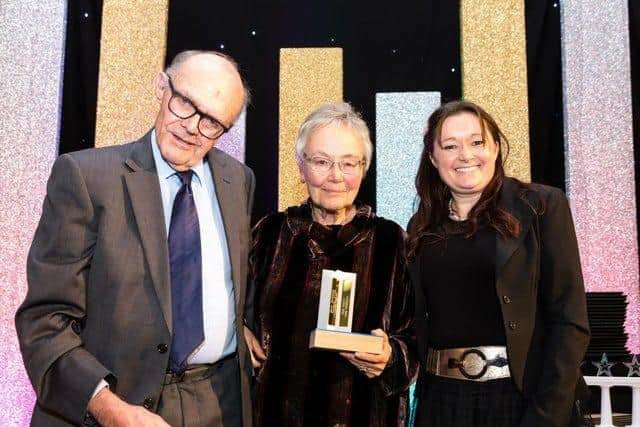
[309,269,383,354]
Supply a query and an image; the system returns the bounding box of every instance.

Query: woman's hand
[340,329,392,378]
[243,326,267,368]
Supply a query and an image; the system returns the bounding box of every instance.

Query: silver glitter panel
[561,1,639,352]
[375,92,441,229]
[0,1,67,424]
[216,107,246,162]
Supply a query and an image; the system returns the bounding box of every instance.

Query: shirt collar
[151,129,206,182]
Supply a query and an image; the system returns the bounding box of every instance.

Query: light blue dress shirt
[151,131,237,364]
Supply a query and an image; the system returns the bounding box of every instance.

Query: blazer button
[157,343,168,353]
[508,321,518,330]
[143,396,155,409]
[502,295,512,304]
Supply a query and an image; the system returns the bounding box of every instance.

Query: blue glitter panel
[375,92,441,229]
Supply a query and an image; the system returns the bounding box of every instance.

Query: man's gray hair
[165,50,252,108]
[295,102,373,172]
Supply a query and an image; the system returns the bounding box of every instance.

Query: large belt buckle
[448,348,487,380]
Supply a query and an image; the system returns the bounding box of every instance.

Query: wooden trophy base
[309,329,383,354]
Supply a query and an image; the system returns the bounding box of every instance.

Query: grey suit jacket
[15,131,255,426]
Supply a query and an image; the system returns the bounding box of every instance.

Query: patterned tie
[168,170,204,374]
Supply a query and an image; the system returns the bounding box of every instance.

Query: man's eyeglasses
[303,153,365,175]
[165,75,230,140]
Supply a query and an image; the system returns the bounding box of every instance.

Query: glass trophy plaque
[309,269,383,354]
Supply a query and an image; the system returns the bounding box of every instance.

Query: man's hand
[88,388,171,427]
[340,329,392,378]
[243,326,267,368]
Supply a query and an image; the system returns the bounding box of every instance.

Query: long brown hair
[407,100,521,260]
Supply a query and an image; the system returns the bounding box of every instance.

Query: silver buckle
[427,346,510,381]
[449,348,487,380]
[448,348,509,380]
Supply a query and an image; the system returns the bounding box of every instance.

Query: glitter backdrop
[560,1,640,352]
[278,48,343,210]
[460,0,531,182]
[216,107,246,162]
[1,3,639,426]
[95,0,169,147]
[375,92,441,229]
[0,1,67,425]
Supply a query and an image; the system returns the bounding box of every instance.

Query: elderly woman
[408,100,590,427]
[243,102,418,427]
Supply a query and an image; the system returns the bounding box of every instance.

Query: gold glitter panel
[279,48,343,210]
[95,1,169,147]
[460,0,531,181]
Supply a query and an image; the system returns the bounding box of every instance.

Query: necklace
[448,198,467,221]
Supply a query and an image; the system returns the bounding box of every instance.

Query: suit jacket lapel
[123,131,172,332]
[207,149,243,309]
[495,178,536,276]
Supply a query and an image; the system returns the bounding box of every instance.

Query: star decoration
[592,353,615,376]
[623,355,640,377]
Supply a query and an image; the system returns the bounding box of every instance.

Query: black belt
[164,352,237,385]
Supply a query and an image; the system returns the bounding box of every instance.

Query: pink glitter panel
[560,1,640,353]
[0,1,67,425]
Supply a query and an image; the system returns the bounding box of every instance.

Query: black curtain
[525,0,565,190]
[341,0,461,212]
[164,0,461,222]
[57,1,637,228]
[59,0,103,155]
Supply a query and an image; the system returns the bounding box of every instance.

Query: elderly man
[16,50,255,427]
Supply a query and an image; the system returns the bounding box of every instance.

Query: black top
[419,218,506,349]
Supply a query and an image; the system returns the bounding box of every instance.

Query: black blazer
[409,177,590,427]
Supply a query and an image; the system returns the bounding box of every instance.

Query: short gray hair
[165,50,252,108]
[295,102,373,172]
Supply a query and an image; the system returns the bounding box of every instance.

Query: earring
[300,178,306,184]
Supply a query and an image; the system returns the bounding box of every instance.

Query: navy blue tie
[168,170,204,374]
